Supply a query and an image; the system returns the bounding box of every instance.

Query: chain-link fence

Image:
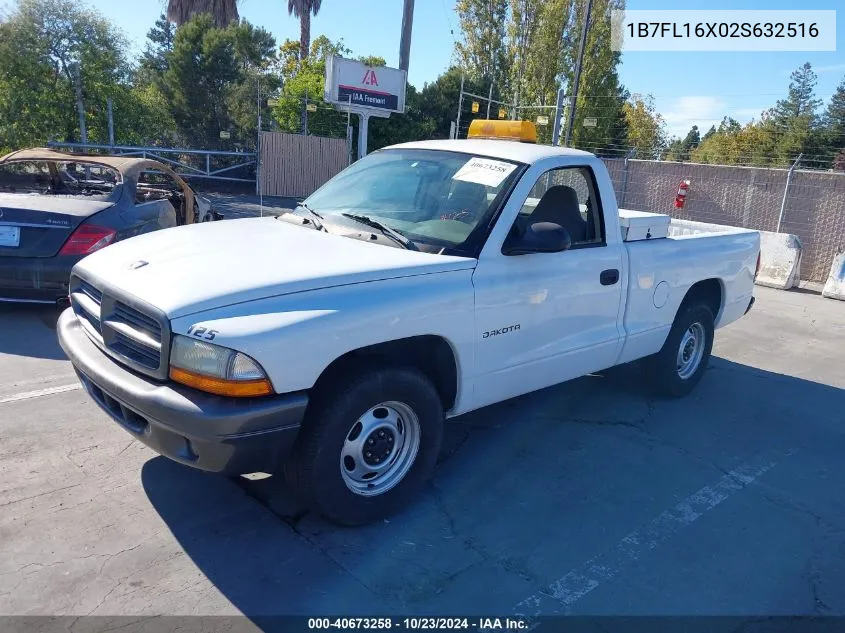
[605,158,845,282]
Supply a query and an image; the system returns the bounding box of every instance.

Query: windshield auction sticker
[453,157,517,188]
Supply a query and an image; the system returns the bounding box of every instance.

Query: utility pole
[107,97,114,146]
[302,88,308,136]
[71,63,87,145]
[398,0,415,73]
[455,74,465,139]
[486,82,494,119]
[777,153,802,233]
[551,88,566,146]
[257,75,262,204]
[564,0,593,146]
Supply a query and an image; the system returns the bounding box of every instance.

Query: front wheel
[644,302,715,398]
[284,367,444,526]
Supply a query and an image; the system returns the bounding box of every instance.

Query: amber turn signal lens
[169,366,273,398]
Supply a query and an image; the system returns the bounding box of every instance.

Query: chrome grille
[79,280,102,304]
[69,275,169,379]
[111,331,160,369]
[112,302,162,344]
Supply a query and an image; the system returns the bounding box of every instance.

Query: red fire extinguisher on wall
[674,179,690,209]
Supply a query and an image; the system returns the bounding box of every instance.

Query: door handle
[600,269,619,285]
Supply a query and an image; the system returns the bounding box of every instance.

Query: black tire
[284,366,444,526]
[644,302,715,398]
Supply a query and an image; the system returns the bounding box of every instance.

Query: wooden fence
[260,132,349,198]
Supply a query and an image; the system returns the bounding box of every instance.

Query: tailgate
[0,197,113,258]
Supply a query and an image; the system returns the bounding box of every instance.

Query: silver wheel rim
[676,322,706,380]
[340,401,421,497]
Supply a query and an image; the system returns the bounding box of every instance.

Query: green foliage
[820,79,845,170]
[665,125,701,162]
[159,14,277,148]
[417,67,481,140]
[136,14,177,87]
[0,0,131,151]
[287,0,323,61]
[454,0,627,153]
[622,94,666,159]
[271,36,349,137]
[564,0,628,156]
[687,63,845,169]
[454,0,510,90]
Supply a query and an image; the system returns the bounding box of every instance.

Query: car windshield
[302,148,524,255]
[0,160,121,201]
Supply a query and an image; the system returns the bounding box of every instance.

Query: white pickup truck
[57,127,760,525]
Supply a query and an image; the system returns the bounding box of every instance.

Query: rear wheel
[284,366,444,526]
[644,302,714,398]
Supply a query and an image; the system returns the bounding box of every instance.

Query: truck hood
[73,217,476,318]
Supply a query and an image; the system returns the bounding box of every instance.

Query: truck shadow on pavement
[141,357,845,617]
[0,304,66,360]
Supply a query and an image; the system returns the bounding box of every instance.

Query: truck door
[471,165,624,409]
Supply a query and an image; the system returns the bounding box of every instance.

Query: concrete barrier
[822,251,845,301]
[664,217,802,290]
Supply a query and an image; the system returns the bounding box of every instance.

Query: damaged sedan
[0,148,221,305]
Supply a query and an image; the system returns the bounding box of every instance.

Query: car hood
[73,217,476,319]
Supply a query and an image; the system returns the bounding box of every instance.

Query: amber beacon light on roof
[467,119,537,143]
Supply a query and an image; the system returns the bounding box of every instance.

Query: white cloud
[662,96,726,139]
[661,96,766,139]
[815,64,845,75]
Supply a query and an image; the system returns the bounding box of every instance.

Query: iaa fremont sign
[324,55,408,159]
[324,55,407,115]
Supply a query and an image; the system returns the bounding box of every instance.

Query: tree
[766,62,822,166]
[0,0,133,151]
[136,14,176,86]
[454,0,510,91]
[565,0,627,155]
[823,79,845,142]
[689,116,778,167]
[507,0,543,109]
[665,125,700,162]
[287,1,323,134]
[622,94,666,159]
[161,14,277,148]
[820,78,845,169]
[271,35,349,137]
[417,66,482,139]
[166,0,238,27]
[770,63,822,122]
[287,0,323,62]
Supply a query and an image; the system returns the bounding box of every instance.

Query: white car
[57,122,760,525]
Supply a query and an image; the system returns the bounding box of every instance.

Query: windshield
[0,160,121,201]
[302,148,524,255]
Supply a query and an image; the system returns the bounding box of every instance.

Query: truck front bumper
[57,308,308,475]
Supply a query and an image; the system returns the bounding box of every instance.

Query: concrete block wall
[822,252,845,301]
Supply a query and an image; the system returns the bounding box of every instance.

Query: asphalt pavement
[1,286,844,629]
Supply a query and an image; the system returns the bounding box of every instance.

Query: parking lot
[1,286,844,624]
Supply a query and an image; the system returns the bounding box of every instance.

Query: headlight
[169,335,273,397]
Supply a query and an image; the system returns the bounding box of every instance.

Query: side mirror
[503,221,572,256]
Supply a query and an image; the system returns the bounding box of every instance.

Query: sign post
[324,55,407,159]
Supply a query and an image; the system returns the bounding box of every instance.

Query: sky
[77,0,845,139]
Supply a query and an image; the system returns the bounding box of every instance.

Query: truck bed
[616,219,760,365]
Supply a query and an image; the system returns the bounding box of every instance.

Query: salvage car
[0,148,220,305]
[57,121,761,526]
